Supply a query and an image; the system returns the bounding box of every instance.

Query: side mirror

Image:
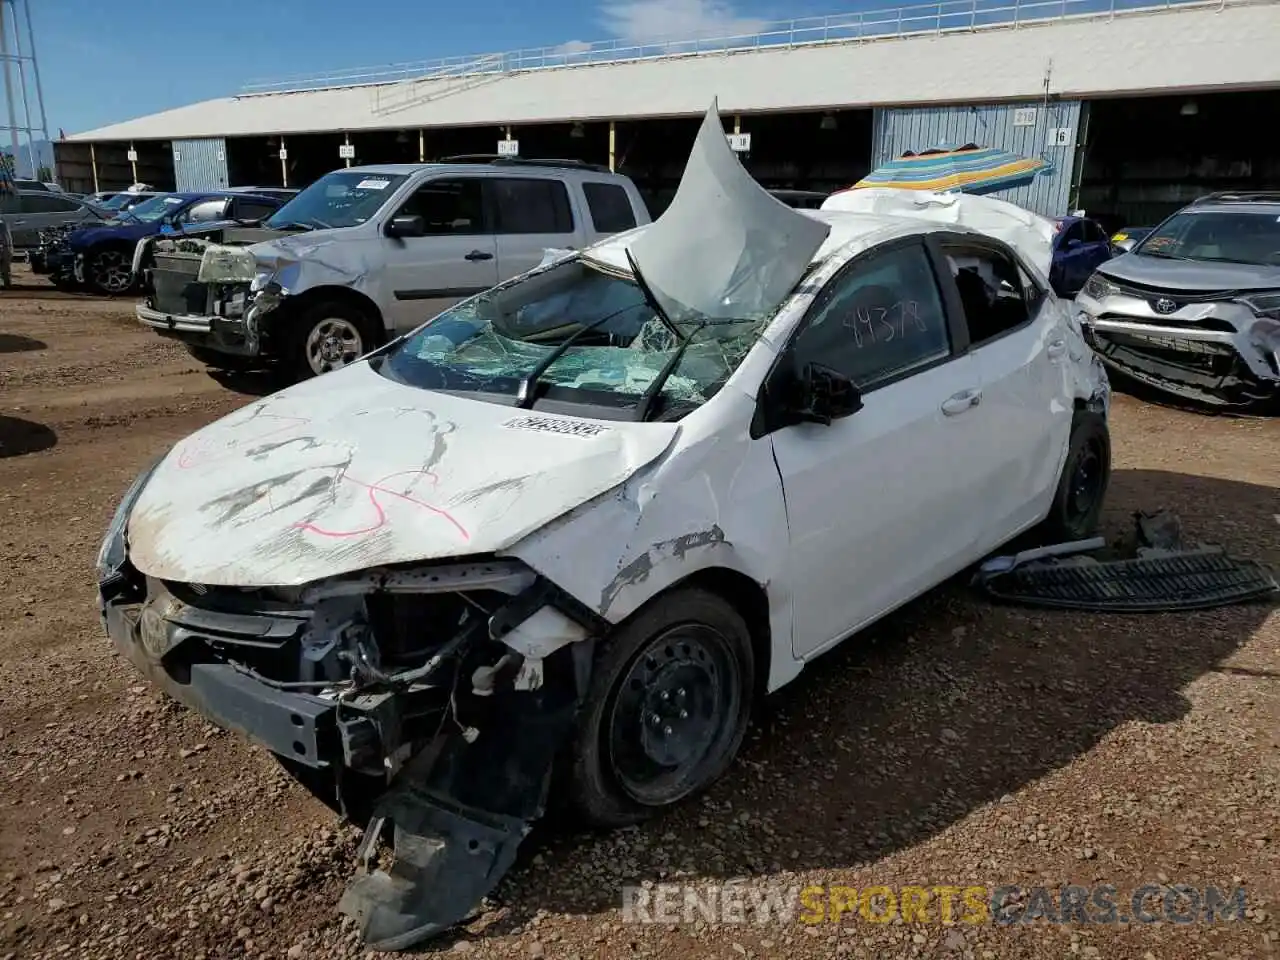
[385,214,425,239]
[787,362,863,426]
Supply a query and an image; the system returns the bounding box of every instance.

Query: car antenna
[633,321,709,422]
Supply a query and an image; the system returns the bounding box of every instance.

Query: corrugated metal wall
[871,101,1082,217]
[172,138,229,191]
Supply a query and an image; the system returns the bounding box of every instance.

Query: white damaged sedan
[97,102,1111,951]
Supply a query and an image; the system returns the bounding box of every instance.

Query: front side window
[265,170,409,231]
[789,243,951,390]
[1135,210,1280,266]
[376,257,770,418]
[944,245,1034,347]
[1060,220,1086,245]
[489,177,574,235]
[395,178,484,235]
[583,182,636,233]
[1083,220,1109,243]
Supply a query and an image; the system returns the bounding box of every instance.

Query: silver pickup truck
[134,159,651,381]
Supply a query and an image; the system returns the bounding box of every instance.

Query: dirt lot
[1,264,1277,960]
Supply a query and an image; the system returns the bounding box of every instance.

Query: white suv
[134,159,650,380]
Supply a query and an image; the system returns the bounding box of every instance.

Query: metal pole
[734,115,741,135]
[279,136,288,187]
[129,140,138,183]
[20,0,48,142]
[0,2,21,168]
[608,121,616,172]
[90,142,99,192]
[418,128,425,162]
[8,0,36,176]
[344,131,351,168]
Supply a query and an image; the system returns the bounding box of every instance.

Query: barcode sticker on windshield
[356,179,391,190]
[504,416,607,438]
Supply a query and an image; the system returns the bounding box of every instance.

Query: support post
[90,142,99,193]
[129,141,137,184]
[608,121,616,172]
[419,128,425,162]
[344,131,352,168]
[279,136,288,187]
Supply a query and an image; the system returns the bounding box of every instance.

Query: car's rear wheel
[286,301,376,381]
[86,247,135,296]
[1042,410,1111,542]
[568,588,755,828]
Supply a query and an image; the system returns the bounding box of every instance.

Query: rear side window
[397,178,485,235]
[943,245,1035,347]
[582,182,636,233]
[21,194,81,214]
[489,178,574,234]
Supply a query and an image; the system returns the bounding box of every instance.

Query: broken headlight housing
[95,454,165,584]
[196,244,258,284]
[1081,272,1120,301]
[1235,291,1280,320]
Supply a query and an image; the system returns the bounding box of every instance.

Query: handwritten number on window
[842,300,926,347]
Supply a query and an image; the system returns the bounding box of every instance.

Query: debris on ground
[975,510,1280,612]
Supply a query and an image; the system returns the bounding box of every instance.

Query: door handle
[1046,339,1067,360]
[464,250,493,261]
[941,388,982,416]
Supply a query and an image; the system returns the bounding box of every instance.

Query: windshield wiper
[513,302,644,408]
[633,322,709,422]
[272,221,315,232]
[625,249,687,346]
[1139,250,1187,260]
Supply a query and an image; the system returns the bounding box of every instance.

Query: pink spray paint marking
[292,468,470,542]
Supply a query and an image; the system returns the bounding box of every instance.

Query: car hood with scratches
[126,361,679,587]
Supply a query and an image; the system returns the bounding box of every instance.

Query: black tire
[568,587,755,828]
[284,300,377,381]
[184,344,260,372]
[1041,410,1111,542]
[85,246,135,296]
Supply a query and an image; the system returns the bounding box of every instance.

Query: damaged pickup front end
[100,514,603,949]
[134,227,294,360]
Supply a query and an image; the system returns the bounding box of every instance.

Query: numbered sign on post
[339,144,355,159]
[497,139,520,157]
[726,133,752,153]
[278,148,289,161]
[126,148,138,162]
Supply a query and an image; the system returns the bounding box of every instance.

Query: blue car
[45,190,287,295]
[1048,215,1116,298]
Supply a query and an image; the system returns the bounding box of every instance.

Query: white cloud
[553,39,594,55]
[599,0,768,43]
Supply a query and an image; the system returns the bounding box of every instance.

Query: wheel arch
[274,284,387,345]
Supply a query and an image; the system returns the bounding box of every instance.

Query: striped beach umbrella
[850,143,1050,195]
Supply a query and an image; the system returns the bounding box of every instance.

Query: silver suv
[1,189,105,251]
[1075,192,1280,410]
[135,159,650,380]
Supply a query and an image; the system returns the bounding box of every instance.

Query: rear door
[382,176,497,333]
[933,234,1074,541]
[486,176,579,280]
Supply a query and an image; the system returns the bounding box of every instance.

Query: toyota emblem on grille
[1153,298,1178,315]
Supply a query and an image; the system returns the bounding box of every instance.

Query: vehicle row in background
[1075,191,1280,411]
[133,158,651,379]
[1,189,107,254]
[32,188,292,295]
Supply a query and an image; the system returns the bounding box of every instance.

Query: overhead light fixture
[570,122,585,139]
[820,112,838,131]
[1180,100,1198,116]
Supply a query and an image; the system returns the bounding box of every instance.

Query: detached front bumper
[1076,292,1280,408]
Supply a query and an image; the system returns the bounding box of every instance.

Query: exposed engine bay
[99,554,603,950]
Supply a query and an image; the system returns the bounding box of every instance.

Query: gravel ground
[1,265,1277,960]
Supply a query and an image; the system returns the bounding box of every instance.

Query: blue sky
[23,0,866,137]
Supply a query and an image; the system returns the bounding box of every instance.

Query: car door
[382,176,497,332]
[486,176,580,280]
[765,237,990,659]
[1053,220,1096,296]
[935,235,1075,541]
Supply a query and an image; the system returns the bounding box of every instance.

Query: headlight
[196,244,258,284]
[1081,273,1120,301]
[96,454,165,583]
[250,268,274,292]
[1234,291,1280,320]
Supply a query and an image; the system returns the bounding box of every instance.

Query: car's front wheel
[568,587,755,828]
[286,301,376,380]
[85,247,135,296]
[1042,410,1111,542]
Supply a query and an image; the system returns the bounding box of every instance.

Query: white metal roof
[69,0,1280,143]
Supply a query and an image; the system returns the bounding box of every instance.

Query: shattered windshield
[265,171,408,230]
[111,194,184,224]
[374,257,770,419]
[1136,211,1280,266]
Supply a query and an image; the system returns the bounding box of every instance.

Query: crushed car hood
[1099,252,1280,292]
[127,362,678,587]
